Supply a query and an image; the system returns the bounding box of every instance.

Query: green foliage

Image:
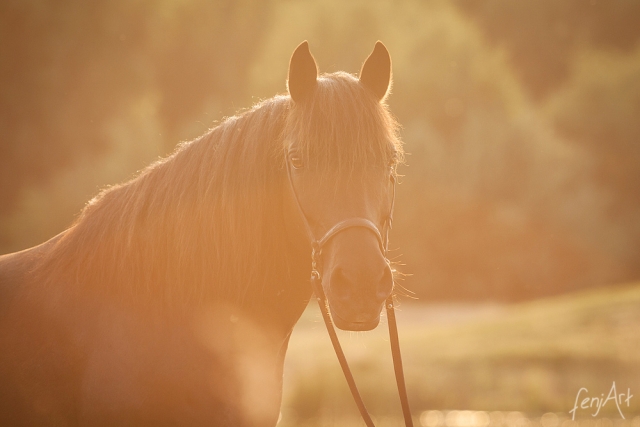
[546,47,640,267]
[456,0,640,99]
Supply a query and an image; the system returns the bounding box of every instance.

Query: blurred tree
[546,47,640,278]
[454,0,640,286]
[0,0,271,219]
[455,0,640,100]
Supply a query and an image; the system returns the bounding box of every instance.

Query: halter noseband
[285,154,413,427]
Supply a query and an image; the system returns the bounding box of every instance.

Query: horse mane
[288,72,403,174]
[33,72,402,309]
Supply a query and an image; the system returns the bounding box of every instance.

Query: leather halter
[286,155,414,427]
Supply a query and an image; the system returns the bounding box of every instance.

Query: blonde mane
[34,73,402,309]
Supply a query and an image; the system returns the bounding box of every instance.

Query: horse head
[284,41,401,332]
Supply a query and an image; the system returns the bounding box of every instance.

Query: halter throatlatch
[286,157,413,427]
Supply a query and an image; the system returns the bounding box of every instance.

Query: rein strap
[312,274,414,427]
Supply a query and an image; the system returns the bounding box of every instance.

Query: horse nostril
[328,263,393,304]
[329,267,352,297]
[377,264,393,302]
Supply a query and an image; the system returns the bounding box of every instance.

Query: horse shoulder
[0,230,86,425]
[0,231,67,310]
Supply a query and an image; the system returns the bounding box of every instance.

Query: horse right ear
[288,41,318,103]
[360,41,392,101]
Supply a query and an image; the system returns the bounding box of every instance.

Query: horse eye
[290,155,303,170]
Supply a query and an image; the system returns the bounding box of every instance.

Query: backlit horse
[0,41,402,426]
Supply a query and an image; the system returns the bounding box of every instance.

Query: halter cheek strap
[285,157,413,427]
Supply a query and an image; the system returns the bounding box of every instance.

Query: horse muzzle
[321,234,394,331]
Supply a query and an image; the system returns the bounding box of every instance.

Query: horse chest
[77,302,288,426]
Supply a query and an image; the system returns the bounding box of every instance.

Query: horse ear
[288,41,318,102]
[359,41,392,101]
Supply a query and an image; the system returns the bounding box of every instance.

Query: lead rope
[386,296,414,427]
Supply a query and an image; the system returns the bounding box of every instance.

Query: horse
[0,41,403,426]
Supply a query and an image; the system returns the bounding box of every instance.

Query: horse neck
[33,128,311,332]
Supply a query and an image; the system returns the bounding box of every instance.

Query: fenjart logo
[569,382,633,420]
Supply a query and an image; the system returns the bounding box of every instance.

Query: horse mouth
[327,303,382,331]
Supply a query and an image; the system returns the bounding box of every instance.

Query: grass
[279,283,640,426]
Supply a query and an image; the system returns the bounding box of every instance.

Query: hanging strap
[386,296,414,427]
[312,273,376,427]
[312,274,414,427]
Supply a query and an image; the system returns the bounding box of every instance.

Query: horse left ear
[359,41,392,101]
[288,41,318,103]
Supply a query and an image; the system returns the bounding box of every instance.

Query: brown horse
[0,41,403,426]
